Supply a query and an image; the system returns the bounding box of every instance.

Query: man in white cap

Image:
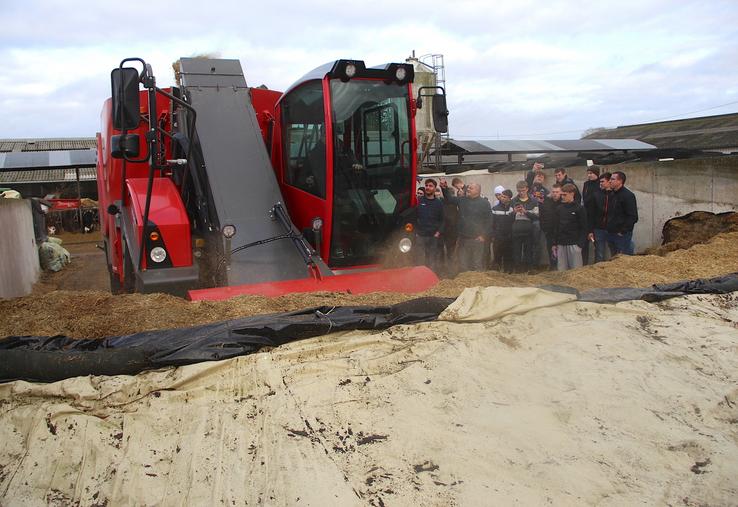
[492,185,505,207]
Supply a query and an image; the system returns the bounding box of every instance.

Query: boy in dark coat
[539,183,562,269]
[510,180,539,272]
[553,183,588,271]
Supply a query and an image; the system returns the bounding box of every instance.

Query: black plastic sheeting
[0,298,453,384]
[579,273,738,304]
[2,274,737,384]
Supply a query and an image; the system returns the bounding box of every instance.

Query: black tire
[123,241,136,293]
[105,241,123,294]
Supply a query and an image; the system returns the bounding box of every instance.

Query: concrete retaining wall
[424,156,738,253]
[0,199,40,298]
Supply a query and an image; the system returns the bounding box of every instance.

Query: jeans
[415,234,441,272]
[593,228,609,262]
[457,237,485,272]
[531,221,542,266]
[511,233,535,272]
[493,237,513,272]
[607,231,634,255]
[543,232,557,269]
[581,239,591,265]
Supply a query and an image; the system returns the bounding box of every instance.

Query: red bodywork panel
[126,178,192,268]
[250,88,282,144]
[187,266,438,300]
[97,90,181,280]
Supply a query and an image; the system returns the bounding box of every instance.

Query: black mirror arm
[416,85,446,108]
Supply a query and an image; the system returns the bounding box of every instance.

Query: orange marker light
[404,223,414,233]
[149,231,160,241]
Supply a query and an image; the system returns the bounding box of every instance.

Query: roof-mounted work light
[330,60,367,82]
[384,63,414,85]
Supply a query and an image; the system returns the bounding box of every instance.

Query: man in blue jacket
[415,178,445,272]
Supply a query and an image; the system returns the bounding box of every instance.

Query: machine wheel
[109,270,123,294]
[123,242,136,293]
[104,241,123,294]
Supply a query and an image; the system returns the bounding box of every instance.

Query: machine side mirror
[111,67,141,130]
[110,134,141,159]
[432,94,449,134]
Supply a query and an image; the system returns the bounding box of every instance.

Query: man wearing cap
[492,185,505,207]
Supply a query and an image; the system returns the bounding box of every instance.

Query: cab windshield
[329,79,412,266]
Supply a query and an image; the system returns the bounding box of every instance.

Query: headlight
[395,67,407,81]
[150,246,167,263]
[311,217,323,231]
[222,224,236,238]
[345,63,357,78]
[399,237,412,253]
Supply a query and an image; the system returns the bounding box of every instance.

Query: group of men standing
[413,163,639,275]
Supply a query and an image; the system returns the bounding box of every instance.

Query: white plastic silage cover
[1,288,737,506]
[439,286,577,321]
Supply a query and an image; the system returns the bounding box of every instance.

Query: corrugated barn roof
[0,138,97,152]
[583,113,738,151]
[0,167,97,184]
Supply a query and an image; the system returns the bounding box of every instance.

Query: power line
[451,100,738,139]
[644,100,738,123]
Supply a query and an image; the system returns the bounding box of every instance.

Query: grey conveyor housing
[178,58,331,286]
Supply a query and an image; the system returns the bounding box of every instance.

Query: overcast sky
[1,0,737,140]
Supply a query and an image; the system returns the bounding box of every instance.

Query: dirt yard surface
[31,231,109,294]
[2,230,737,339]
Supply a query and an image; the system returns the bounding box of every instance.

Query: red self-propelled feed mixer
[97,57,448,300]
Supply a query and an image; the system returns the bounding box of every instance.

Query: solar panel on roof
[0,149,96,170]
[442,138,655,154]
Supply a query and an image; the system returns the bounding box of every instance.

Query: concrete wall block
[0,199,40,298]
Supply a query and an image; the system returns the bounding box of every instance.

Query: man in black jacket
[539,183,562,269]
[606,171,638,255]
[440,179,491,272]
[553,183,588,271]
[415,178,444,272]
[586,171,612,262]
[491,189,514,272]
[580,165,601,265]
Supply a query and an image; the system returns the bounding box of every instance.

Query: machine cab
[271,60,418,268]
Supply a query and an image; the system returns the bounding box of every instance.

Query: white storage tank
[406,55,438,168]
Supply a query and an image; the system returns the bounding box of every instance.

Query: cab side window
[281,81,326,198]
